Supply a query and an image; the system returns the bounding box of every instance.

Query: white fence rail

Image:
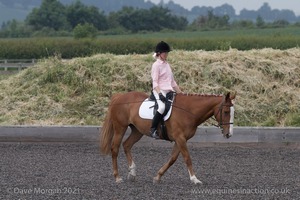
[0,59,36,71]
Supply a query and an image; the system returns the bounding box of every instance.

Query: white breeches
[152,90,171,114]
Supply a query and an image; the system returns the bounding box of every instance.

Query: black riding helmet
[155,41,171,53]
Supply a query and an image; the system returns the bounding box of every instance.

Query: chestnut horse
[100,91,236,184]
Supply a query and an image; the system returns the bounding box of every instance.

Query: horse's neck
[177,94,221,125]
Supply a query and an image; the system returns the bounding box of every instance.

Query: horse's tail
[100,109,113,155]
[100,94,120,155]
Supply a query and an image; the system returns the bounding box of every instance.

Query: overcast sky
[148,0,300,15]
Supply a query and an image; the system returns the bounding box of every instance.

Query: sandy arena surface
[1,142,299,199]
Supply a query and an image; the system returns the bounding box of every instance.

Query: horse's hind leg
[111,125,127,183]
[123,126,143,181]
[153,143,180,183]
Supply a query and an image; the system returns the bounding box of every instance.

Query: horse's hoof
[153,176,161,184]
[194,180,203,185]
[116,177,123,183]
[190,176,203,185]
[127,173,136,182]
[191,179,203,185]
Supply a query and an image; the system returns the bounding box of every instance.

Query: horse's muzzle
[221,127,232,139]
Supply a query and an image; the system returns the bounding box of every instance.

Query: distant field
[98,27,300,39]
[1,27,300,59]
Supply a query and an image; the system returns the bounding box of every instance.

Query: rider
[150,41,182,139]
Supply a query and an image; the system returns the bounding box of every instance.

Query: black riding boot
[150,112,163,139]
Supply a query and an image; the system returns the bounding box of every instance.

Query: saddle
[139,91,175,141]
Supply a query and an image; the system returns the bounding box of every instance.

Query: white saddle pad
[138,98,172,121]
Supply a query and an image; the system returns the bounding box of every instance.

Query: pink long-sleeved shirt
[151,59,178,91]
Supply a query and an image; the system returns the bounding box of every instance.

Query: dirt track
[0,142,299,199]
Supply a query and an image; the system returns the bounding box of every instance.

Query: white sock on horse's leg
[127,162,136,181]
[189,171,203,184]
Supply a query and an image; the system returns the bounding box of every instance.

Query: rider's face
[160,52,168,61]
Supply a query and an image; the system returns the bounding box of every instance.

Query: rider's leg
[150,111,163,139]
[150,90,166,139]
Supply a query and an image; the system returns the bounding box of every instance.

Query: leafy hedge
[1,35,300,59]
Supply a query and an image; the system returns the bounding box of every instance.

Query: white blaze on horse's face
[229,106,235,137]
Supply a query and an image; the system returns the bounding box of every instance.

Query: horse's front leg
[176,137,202,185]
[153,143,180,183]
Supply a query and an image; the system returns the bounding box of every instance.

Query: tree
[66,1,108,30]
[256,15,265,28]
[191,10,230,30]
[73,23,98,39]
[272,19,289,28]
[258,3,272,21]
[26,0,68,31]
[231,20,254,29]
[110,6,187,32]
[214,3,236,19]
[0,19,32,38]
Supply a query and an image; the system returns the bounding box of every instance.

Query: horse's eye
[224,111,230,115]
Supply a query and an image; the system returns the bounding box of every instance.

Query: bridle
[214,98,234,133]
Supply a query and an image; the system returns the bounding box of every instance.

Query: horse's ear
[225,92,230,100]
[225,91,237,101]
[230,91,237,100]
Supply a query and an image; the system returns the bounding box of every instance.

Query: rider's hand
[159,93,166,102]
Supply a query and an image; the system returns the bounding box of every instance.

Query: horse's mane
[179,93,223,97]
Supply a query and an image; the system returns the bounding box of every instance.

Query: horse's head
[214,92,236,138]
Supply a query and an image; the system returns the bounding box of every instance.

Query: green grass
[1,27,300,59]
[98,27,300,39]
